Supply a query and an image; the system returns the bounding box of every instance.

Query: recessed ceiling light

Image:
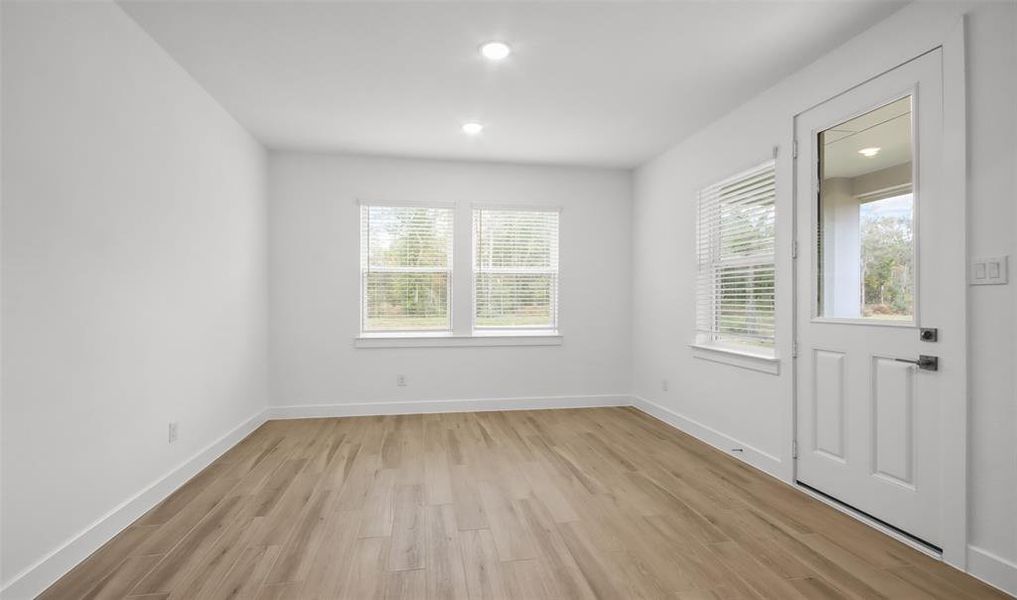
[462,122,484,135]
[858,147,881,157]
[480,41,511,61]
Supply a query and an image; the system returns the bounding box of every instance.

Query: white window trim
[355,331,562,349]
[473,207,560,334]
[695,159,777,359]
[689,343,780,375]
[359,202,455,336]
[356,200,563,347]
[471,203,563,213]
[357,198,456,209]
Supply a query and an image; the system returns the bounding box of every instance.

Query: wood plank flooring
[39,407,1011,600]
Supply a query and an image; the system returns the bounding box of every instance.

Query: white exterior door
[794,50,961,548]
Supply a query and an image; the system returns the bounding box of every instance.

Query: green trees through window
[860,194,913,319]
[361,205,453,331]
[696,161,777,349]
[474,209,559,330]
[360,205,560,334]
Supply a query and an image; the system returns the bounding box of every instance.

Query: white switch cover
[971,256,1009,285]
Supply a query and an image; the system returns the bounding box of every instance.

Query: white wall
[632,0,1016,592]
[1,1,269,595]
[0,0,1012,597]
[269,153,631,410]
[966,1,1017,584]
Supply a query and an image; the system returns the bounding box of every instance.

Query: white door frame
[789,20,968,569]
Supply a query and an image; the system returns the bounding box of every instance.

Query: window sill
[689,343,780,375]
[355,332,562,349]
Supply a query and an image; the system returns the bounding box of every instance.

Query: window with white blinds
[696,161,776,350]
[473,208,559,331]
[360,204,454,332]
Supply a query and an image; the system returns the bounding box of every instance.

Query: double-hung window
[696,161,776,353]
[358,203,560,342]
[473,208,560,332]
[360,204,454,333]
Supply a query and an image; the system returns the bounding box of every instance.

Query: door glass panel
[817,96,914,321]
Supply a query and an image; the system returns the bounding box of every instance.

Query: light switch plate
[970,256,1009,285]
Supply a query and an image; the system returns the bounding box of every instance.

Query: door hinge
[791,240,798,259]
[792,340,799,358]
[792,440,799,459]
[792,139,798,159]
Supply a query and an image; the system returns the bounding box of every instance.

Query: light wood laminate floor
[40,407,1010,600]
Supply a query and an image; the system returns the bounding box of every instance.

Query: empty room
[2,0,1016,598]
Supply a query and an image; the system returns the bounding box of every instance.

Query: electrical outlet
[168,422,179,444]
[396,374,407,387]
[661,379,669,392]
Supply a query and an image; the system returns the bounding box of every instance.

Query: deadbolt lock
[919,328,938,342]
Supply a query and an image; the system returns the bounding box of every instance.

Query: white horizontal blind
[474,208,559,331]
[696,161,776,348]
[360,205,454,332]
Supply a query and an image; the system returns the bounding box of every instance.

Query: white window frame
[355,200,563,348]
[359,201,455,335]
[691,160,779,371]
[472,206,560,335]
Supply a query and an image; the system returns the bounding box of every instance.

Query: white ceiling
[120,1,906,168]
[823,96,912,178]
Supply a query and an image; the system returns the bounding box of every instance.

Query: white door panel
[872,357,915,487]
[794,50,955,548]
[812,349,846,460]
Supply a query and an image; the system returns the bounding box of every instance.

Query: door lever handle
[895,355,938,371]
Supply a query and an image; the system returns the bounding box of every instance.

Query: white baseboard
[2,395,623,599]
[10,395,1012,600]
[968,545,1017,597]
[266,394,630,419]
[630,395,785,480]
[632,396,1017,598]
[0,409,268,600]
[631,396,943,561]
